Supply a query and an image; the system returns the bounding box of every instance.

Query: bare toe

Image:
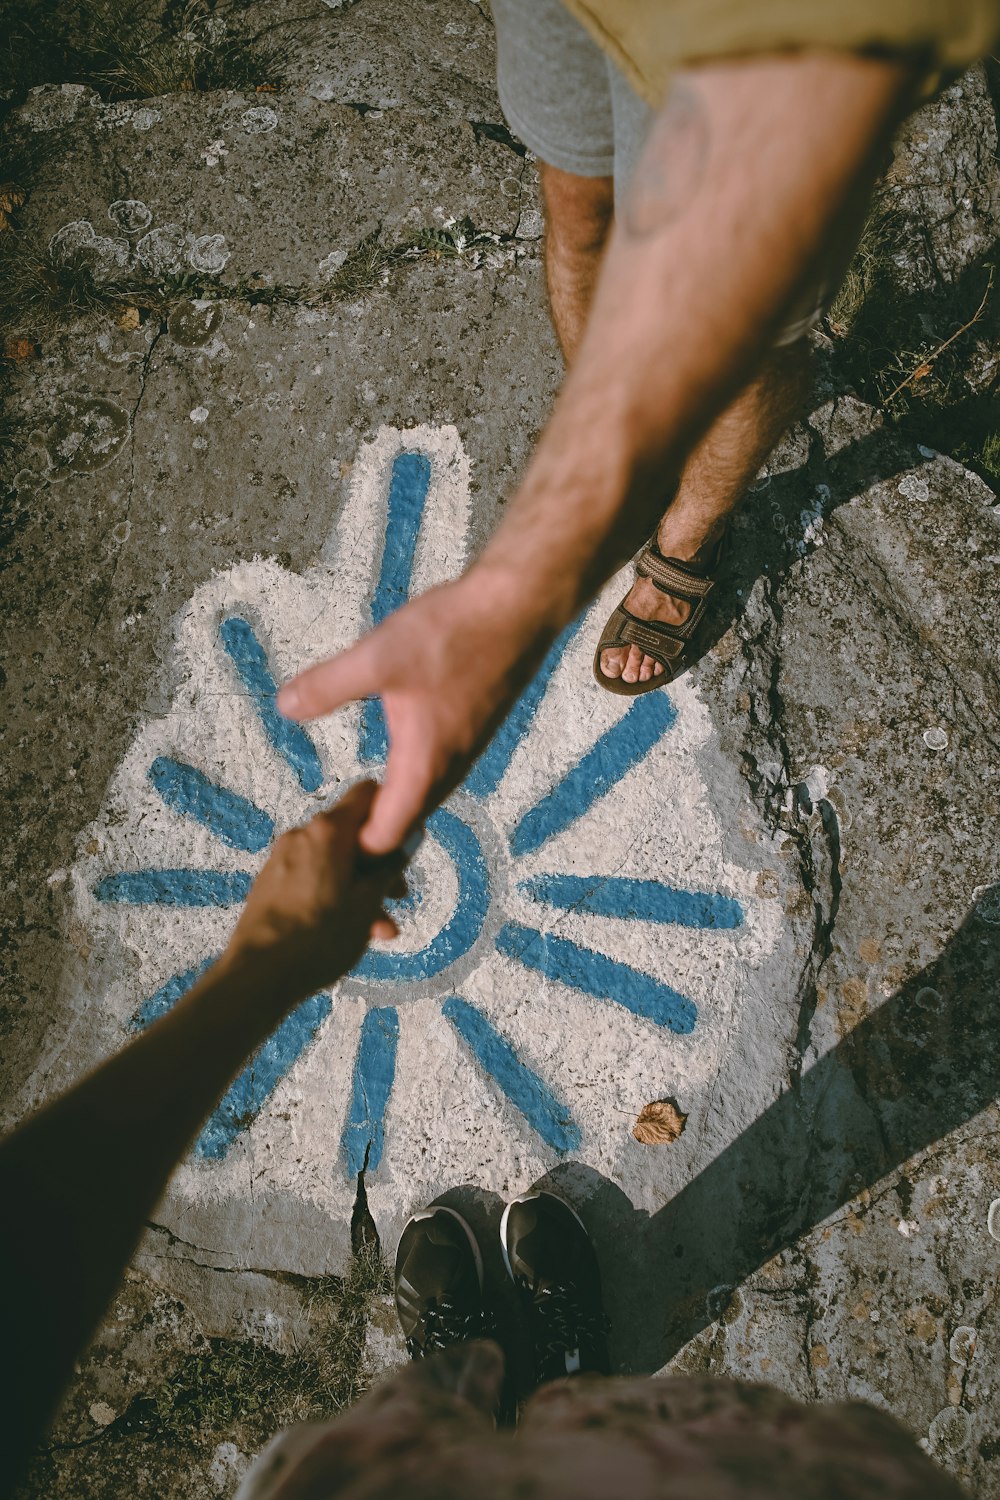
[653,660,665,676]
[600,647,625,679]
[638,655,655,682]
[622,645,643,684]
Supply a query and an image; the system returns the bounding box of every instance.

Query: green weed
[975,430,1000,480]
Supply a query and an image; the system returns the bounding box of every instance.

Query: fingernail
[402,828,424,859]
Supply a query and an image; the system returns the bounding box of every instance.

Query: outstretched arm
[0,782,406,1489]
[280,50,915,853]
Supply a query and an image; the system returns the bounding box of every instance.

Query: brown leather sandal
[592,536,722,696]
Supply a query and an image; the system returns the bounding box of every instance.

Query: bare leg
[603,339,811,683]
[540,161,614,363]
[539,160,811,686]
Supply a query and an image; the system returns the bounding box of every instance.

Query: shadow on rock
[545,897,999,1374]
[690,407,916,671]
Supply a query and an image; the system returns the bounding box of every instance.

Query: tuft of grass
[317,228,395,303]
[0,0,321,104]
[827,197,999,494]
[0,216,517,334]
[827,203,903,339]
[976,430,1000,480]
[0,241,131,323]
[112,1247,391,1451]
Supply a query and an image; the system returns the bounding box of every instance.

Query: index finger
[278,638,378,722]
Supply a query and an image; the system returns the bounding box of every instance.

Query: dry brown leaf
[911,362,933,381]
[3,336,37,362]
[255,83,277,92]
[118,305,141,331]
[632,1098,687,1145]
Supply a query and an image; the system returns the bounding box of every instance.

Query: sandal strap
[636,543,715,601]
[596,606,688,668]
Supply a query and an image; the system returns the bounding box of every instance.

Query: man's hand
[279,52,911,857]
[223,780,411,992]
[278,572,554,855]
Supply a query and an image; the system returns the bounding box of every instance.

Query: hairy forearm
[0,952,299,1482]
[477,52,912,624]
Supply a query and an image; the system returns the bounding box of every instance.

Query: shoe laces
[520,1279,608,1374]
[406,1296,489,1358]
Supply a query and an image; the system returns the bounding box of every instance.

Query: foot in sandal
[594,522,725,695]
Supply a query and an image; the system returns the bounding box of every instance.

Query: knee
[539,162,614,258]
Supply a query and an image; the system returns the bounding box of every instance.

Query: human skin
[538,159,810,687]
[0,782,408,1492]
[279,51,915,855]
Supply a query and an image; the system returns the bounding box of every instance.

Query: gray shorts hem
[495,72,616,178]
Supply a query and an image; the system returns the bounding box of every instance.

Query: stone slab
[3,7,1000,1496]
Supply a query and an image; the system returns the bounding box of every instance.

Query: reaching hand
[277,573,547,855]
[224,781,410,996]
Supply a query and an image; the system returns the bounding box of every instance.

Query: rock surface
[2,6,999,1497]
[878,64,1000,296]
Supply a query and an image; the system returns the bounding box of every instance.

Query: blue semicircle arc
[351,808,490,983]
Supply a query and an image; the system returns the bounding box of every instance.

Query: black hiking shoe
[395,1205,490,1359]
[500,1190,610,1387]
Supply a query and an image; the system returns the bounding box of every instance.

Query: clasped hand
[222,780,411,996]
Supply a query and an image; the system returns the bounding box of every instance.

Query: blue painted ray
[464,616,584,800]
[443,997,580,1153]
[519,875,743,930]
[220,615,323,792]
[495,921,697,1034]
[148,756,274,853]
[197,992,333,1160]
[359,451,432,764]
[95,869,252,906]
[130,964,332,1161]
[352,809,489,982]
[510,692,677,857]
[342,1006,400,1174]
[132,957,215,1028]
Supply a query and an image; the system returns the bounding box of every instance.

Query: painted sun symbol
[75,426,761,1223]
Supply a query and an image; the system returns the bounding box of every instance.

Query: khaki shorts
[491,0,857,346]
